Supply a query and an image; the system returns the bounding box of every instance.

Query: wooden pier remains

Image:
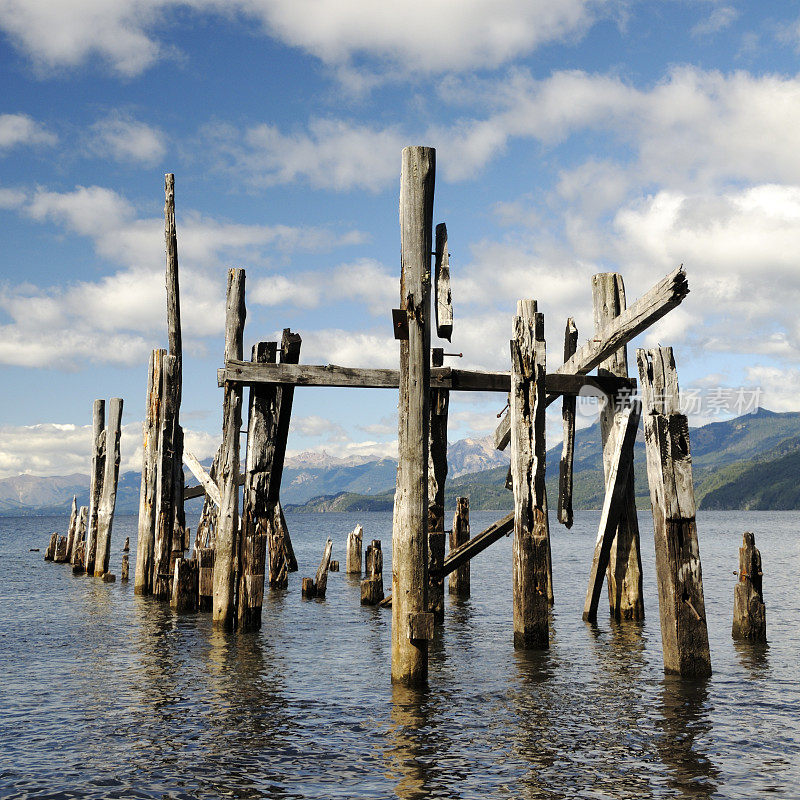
[43,149,716,687]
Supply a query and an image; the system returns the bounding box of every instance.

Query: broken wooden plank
[436,511,513,577]
[511,300,550,649]
[183,450,221,508]
[593,272,644,621]
[219,361,634,396]
[434,222,453,341]
[558,318,578,529]
[494,265,689,450]
[637,346,711,678]
[582,402,641,622]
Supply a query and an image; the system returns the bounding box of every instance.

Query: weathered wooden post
[121,553,130,582]
[732,532,766,642]
[361,540,384,605]
[152,356,180,599]
[266,329,302,573]
[165,174,186,544]
[267,502,289,588]
[558,319,578,529]
[198,548,214,611]
[346,524,363,573]
[63,496,78,563]
[427,382,448,623]
[85,399,106,575]
[637,346,711,678]
[593,274,644,620]
[71,505,87,572]
[171,558,199,612]
[44,532,58,560]
[313,538,333,599]
[238,341,276,630]
[135,348,165,595]
[511,300,550,649]
[94,398,123,578]
[449,496,470,596]
[213,268,246,629]
[392,145,435,685]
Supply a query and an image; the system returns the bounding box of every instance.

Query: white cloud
[89,113,167,166]
[204,119,406,192]
[0,182,364,367]
[290,415,349,441]
[691,6,739,38]
[0,113,56,150]
[0,420,219,479]
[301,328,398,368]
[0,0,598,77]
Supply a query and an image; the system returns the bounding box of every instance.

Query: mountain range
[2,408,799,516]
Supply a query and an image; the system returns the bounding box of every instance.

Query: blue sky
[1,0,799,477]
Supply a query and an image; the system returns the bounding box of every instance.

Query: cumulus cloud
[89,112,167,165]
[0,182,364,367]
[0,0,598,77]
[0,113,56,150]
[0,420,219,479]
[691,6,739,38]
[203,119,406,192]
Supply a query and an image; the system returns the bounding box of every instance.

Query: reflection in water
[733,639,770,679]
[385,685,459,800]
[656,677,719,798]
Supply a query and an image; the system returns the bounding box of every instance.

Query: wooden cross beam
[433,511,514,578]
[493,265,688,450]
[218,361,635,396]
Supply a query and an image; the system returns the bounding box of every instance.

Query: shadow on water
[656,676,718,799]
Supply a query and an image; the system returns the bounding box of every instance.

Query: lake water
[1,509,798,799]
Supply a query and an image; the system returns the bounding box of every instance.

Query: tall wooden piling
[392,145,435,685]
[427,386,449,623]
[165,174,185,540]
[593,274,644,620]
[637,347,711,678]
[213,268,246,629]
[85,399,106,575]
[449,496,470,596]
[152,356,180,599]
[346,524,363,573]
[732,532,766,642]
[135,348,165,595]
[94,398,123,578]
[511,300,550,649]
[238,341,276,630]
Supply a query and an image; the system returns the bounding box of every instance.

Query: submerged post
[732,532,766,642]
[511,300,550,649]
[213,268,246,629]
[346,524,363,573]
[392,145,435,685]
[85,399,106,575]
[63,496,78,563]
[637,346,711,678]
[94,398,123,578]
[593,274,644,620]
[135,349,165,595]
[449,497,470,597]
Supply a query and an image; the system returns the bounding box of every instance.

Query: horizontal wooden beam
[434,511,514,578]
[182,450,220,508]
[218,361,634,396]
[494,265,688,450]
